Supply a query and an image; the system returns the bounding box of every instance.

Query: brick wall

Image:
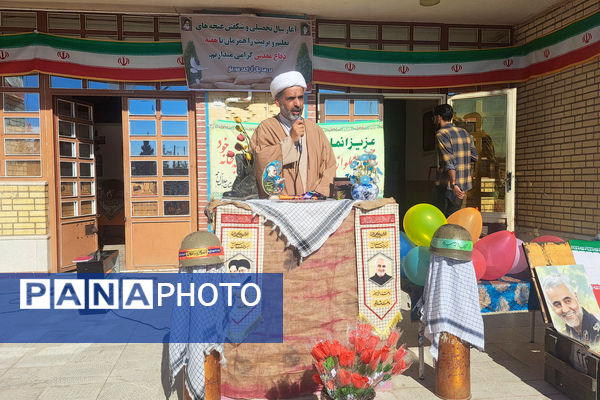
[0,182,48,236]
[513,0,600,238]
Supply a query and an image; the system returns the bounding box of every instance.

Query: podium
[209,199,398,399]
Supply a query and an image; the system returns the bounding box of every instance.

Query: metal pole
[418,323,425,380]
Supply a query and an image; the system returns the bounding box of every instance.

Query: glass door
[123,97,196,269]
[55,98,98,271]
[449,89,516,231]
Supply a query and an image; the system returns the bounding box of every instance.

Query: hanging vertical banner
[179,15,313,91]
[215,203,265,341]
[354,203,402,338]
[215,203,264,274]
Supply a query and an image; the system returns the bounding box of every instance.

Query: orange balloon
[447,207,483,244]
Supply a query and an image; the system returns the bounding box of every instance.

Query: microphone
[295,117,303,155]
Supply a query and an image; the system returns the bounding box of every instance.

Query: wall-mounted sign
[180,15,313,91]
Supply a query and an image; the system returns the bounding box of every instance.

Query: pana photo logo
[20,278,261,310]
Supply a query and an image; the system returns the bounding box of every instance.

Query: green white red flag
[0,12,597,87]
[313,12,600,89]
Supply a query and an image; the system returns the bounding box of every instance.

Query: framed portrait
[536,264,600,353]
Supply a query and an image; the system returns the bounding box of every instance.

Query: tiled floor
[0,307,570,399]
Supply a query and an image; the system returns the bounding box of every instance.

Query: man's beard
[563,308,583,328]
[280,106,302,121]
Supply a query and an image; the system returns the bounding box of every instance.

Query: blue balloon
[400,231,415,260]
[403,246,431,286]
[399,232,415,279]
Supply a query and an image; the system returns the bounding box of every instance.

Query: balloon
[400,231,415,260]
[471,248,487,280]
[403,204,447,247]
[403,246,431,286]
[475,230,517,280]
[532,235,565,243]
[399,232,415,280]
[447,207,483,244]
[508,238,529,274]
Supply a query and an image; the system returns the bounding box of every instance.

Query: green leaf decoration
[323,356,335,370]
[383,363,392,372]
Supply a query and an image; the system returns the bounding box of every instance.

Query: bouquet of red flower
[311,323,414,400]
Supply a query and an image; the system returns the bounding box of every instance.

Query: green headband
[430,238,473,252]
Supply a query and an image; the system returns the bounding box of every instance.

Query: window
[0,12,36,28]
[350,25,377,40]
[315,19,512,56]
[0,82,42,177]
[127,97,192,218]
[3,75,39,88]
[320,96,382,123]
[50,76,83,89]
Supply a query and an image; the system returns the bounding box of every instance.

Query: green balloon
[403,203,447,247]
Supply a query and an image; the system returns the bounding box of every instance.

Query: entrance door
[123,97,196,269]
[55,98,98,271]
[448,89,516,231]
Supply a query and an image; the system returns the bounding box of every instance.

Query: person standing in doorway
[433,104,478,217]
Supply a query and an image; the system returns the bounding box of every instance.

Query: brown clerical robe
[250,117,336,198]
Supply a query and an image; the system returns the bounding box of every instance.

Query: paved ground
[0,310,571,400]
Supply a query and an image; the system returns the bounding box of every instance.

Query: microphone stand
[293,137,302,196]
[293,118,303,196]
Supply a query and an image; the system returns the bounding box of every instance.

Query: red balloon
[471,248,486,280]
[532,235,565,243]
[475,230,517,281]
[508,238,529,274]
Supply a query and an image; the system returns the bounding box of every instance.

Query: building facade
[0,0,598,272]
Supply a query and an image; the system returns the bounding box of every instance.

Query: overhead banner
[179,15,313,91]
[0,12,597,87]
[313,11,600,89]
[208,120,384,198]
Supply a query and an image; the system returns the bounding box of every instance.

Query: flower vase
[351,183,379,200]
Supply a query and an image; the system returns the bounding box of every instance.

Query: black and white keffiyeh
[169,264,226,400]
[245,199,356,260]
[421,255,484,361]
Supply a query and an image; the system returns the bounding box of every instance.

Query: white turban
[270,71,307,99]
